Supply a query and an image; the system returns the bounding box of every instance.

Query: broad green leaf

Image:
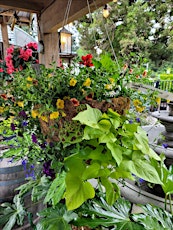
[73,105,102,128]
[119,159,162,184]
[107,142,123,166]
[65,174,95,210]
[98,118,112,131]
[83,126,103,140]
[99,132,117,143]
[82,162,101,180]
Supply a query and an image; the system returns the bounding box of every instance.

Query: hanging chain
[87,0,120,71]
[62,0,73,27]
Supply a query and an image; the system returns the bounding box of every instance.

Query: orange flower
[70,98,80,107]
[142,70,147,77]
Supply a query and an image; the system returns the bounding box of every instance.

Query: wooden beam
[40,0,111,33]
[0,0,43,13]
[1,17,9,57]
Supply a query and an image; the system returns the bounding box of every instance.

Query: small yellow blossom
[105,84,113,90]
[17,101,24,108]
[109,78,115,83]
[70,78,77,86]
[133,99,141,107]
[136,106,145,113]
[0,107,4,113]
[27,83,32,88]
[50,111,59,120]
[40,115,48,123]
[27,76,33,81]
[56,99,64,109]
[48,73,53,77]
[31,110,39,118]
[83,78,91,87]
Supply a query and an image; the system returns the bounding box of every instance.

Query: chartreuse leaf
[101,177,120,205]
[82,162,101,180]
[98,118,112,131]
[118,159,162,184]
[106,142,123,166]
[73,104,102,128]
[65,156,95,210]
[134,126,160,161]
[65,174,95,210]
[83,126,103,140]
[44,171,66,207]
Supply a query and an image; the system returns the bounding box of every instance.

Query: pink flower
[20,48,32,61]
[0,68,4,72]
[6,46,14,54]
[26,42,38,50]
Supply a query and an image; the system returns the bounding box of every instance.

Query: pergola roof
[0,0,111,33]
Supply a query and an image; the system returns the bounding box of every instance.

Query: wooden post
[1,16,9,58]
[39,32,59,67]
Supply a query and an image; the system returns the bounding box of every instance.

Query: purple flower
[129,120,133,124]
[22,120,28,127]
[22,159,27,170]
[31,133,37,143]
[136,118,140,123]
[43,160,55,179]
[11,123,16,131]
[162,143,168,149]
[19,110,27,118]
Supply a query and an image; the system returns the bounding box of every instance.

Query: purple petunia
[31,133,37,143]
[162,143,168,149]
[10,123,16,131]
[136,117,140,123]
[22,120,28,127]
[19,110,27,118]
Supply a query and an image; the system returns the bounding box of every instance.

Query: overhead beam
[40,0,111,33]
[0,0,43,13]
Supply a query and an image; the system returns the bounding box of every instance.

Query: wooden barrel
[0,157,26,203]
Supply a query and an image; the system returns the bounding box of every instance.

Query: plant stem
[165,194,167,210]
[169,194,172,215]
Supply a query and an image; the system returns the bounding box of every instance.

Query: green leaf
[101,177,120,205]
[44,171,66,207]
[119,159,162,184]
[73,104,102,128]
[65,174,95,210]
[107,142,123,166]
[82,162,101,180]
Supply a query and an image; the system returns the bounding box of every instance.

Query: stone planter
[118,179,173,212]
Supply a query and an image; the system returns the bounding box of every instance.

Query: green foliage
[0,195,26,230]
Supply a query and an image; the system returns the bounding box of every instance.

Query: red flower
[1,94,8,100]
[6,46,14,54]
[80,54,94,67]
[70,98,80,107]
[0,68,4,72]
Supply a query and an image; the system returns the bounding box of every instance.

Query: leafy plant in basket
[0,53,162,229]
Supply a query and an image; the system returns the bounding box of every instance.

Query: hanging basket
[39,97,130,143]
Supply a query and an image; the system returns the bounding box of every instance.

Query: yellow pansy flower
[17,101,24,108]
[70,78,77,86]
[31,110,39,118]
[40,115,48,123]
[83,78,91,87]
[27,76,33,81]
[56,99,64,109]
[27,83,32,88]
[50,111,59,120]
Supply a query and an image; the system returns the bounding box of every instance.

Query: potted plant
[0,52,162,229]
